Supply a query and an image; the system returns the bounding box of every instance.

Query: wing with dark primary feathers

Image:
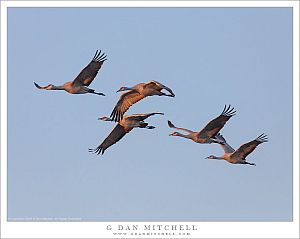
[198,105,236,138]
[230,134,268,160]
[89,124,127,155]
[146,81,175,97]
[110,91,145,122]
[72,50,107,87]
[126,112,164,121]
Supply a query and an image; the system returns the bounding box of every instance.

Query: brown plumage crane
[34,50,107,95]
[110,81,175,122]
[89,112,164,155]
[206,133,268,166]
[168,105,236,144]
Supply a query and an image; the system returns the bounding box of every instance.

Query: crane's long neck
[176,132,194,139]
[174,127,193,134]
[209,155,225,160]
[213,156,225,160]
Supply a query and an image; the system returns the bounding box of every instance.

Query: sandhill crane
[110,81,175,122]
[34,50,107,95]
[206,133,268,166]
[168,105,235,144]
[89,112,164,155]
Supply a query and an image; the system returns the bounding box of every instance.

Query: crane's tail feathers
[221,105,236,117]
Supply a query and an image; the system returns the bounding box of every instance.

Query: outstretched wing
[146,81,175,97]
[110,91,145,122]
[231,134,268,160]
[126,112,164,121]
[198,105,236,138]
[89,124,127,155]
[72,50,107,87]
[215,133,235,153]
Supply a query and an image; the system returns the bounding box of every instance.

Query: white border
[0,0,298,7]
[1,1,299,238]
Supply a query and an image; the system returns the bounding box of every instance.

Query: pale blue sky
[7,7,292,221]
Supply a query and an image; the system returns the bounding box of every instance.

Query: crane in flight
[168,105,236,144]
[206,133,268,166]
[110,81,175,122]
[34,50,107,95]
[89,112,164,155]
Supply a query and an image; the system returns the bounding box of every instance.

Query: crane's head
[169,132,181,137]
[98,116,113,121]
[116,86,132,93]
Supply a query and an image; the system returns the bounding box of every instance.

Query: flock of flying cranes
[34,50,268,166]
